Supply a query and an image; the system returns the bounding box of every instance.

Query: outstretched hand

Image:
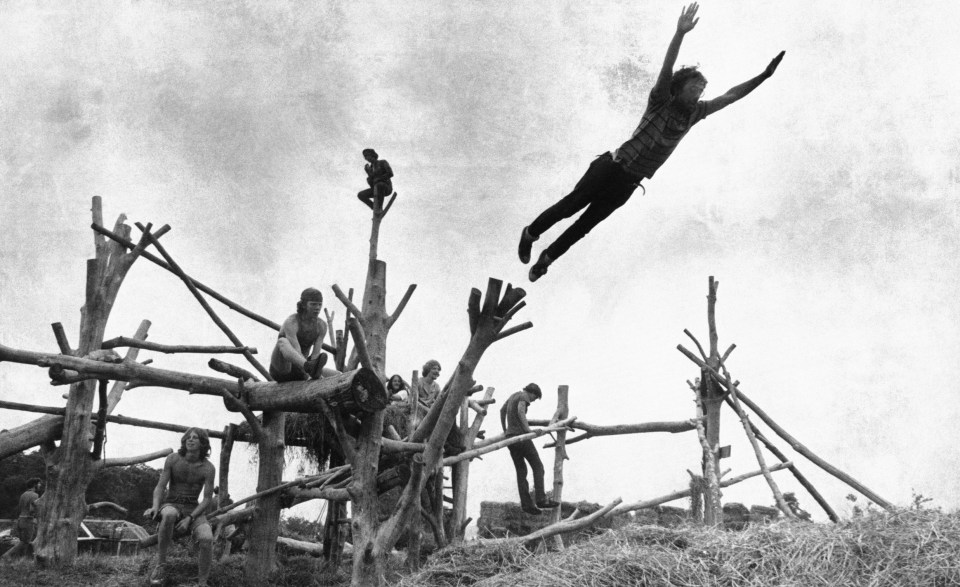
[677,3,700,34]
[765,50,786,78]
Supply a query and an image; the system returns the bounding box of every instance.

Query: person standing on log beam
[144,428,216,587]
[518,2,785,281]
[357,148,394,210]
[1,478,42,560]
[269,287,333,382]
[500,384,560,515]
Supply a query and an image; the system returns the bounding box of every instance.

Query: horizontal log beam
[527,418,700,447]
[100,448,172,468]
[0,344,386,414]
[101,337,256,355]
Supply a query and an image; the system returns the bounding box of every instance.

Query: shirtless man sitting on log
[144,428,216,587]
[269,287,333,382]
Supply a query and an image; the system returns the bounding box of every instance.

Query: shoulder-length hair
[178,427,211,459]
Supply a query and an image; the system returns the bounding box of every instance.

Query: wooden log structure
[677,345,895,512]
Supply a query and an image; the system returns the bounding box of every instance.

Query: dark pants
[357,181,392,208]
[528,152,639,261]
[508,439,546,506]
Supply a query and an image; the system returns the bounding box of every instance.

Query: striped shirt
[614,86,709,180]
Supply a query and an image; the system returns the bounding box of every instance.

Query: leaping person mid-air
[519,3,784,281]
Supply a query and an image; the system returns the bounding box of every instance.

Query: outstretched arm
[652,3,700,97]
[704,51,785,115]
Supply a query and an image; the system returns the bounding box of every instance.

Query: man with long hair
[144,428,216,586]
[270,287,334,382]
[519,3,785,281]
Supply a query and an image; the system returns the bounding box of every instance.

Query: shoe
[528,251,552,282]
[536,499,560,509]
[304,354,327,379]
[518,226,537,264]
[521,504,542,515]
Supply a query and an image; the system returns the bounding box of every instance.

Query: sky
[2,0,960,529]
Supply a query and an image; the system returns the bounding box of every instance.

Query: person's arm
[144,454,173,520]
[279,316,305,357]
[307,322,327,361]
[703,51,784,115]
[499,402,508,432]
[517,401,531,434]
[651,3,700,99]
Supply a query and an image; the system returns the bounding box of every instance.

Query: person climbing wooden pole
[518,3,785,281]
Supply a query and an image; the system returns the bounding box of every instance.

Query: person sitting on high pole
[518,3,785,281]
[269,287,333,382]
[357,148,394,210]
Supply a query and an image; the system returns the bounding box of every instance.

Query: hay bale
[657,505,688,527]
[749,504,780,524]
[722,502,750,531]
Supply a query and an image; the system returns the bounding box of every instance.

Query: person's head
[422,360,441,381]
[296,287,324,317]
[178,427,211,459]
[362,148,378,162]
[24,477,42,492]
[387,374,406,392]
[523,383,542,402]
[671,66,707,110]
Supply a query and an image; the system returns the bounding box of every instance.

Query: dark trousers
[528,152,639,261]
[508,439,546,506]
[357,181,392,208]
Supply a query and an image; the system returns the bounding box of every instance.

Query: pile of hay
[398,509,960,586]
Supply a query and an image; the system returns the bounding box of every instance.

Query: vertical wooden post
[446,386,495,544]
[244,411,285,585]
[548,385,569,549]
[405,370,422,569]
[701,276,723,526]
[218,424,236,507]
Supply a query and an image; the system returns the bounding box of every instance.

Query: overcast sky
[2,1,959,526]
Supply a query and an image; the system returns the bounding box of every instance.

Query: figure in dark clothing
[357,148,394,210]
[500,383,560,515]
[519,3,785,281]
[1,478,42,560]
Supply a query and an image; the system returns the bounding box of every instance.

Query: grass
[2,509,958,586]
